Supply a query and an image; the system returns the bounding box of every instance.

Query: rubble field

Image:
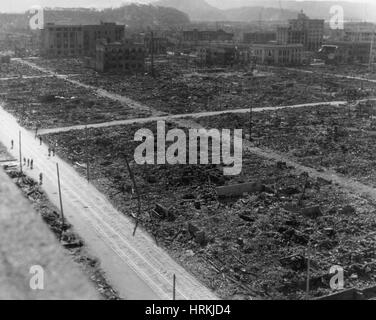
[195,102,376,188]
[0,144,119,300]
[27,58,374,115]
[44,122,376,299]
[24,58,97,76]
[0,60,45,78]
[0,77,152,129]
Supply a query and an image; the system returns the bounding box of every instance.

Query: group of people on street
[23,157,34,170]
[10,126,58,186]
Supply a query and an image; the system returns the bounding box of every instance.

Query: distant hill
[155,0,298,22]
[0,4,190,32]
[225,6,298,22]
[154,0,376,22]
[156,0,226,21]
[208,0,376,22]
[0,13,29,31]
[105,4,190,28]
[1,0,375,22]
[44,4,190,28]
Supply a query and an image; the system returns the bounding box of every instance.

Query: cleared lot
[25,58,373,115]
[195,102,376,187]
[0,77,152,129]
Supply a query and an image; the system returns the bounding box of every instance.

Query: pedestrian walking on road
[23,157,26,165]
[11,140,14,150]
[52,147,56,157]
[27,159,30,168]
[30,159,33,170]
[48,147,51,157]
[39,173,43,185]
[39,136,42,145]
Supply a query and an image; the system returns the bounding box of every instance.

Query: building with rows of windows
[251,43,303,66]
[40,22,124,58]
[277,11,324,52]
[95,39,145,74]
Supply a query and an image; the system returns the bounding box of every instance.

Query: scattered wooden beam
[216,182,265,198]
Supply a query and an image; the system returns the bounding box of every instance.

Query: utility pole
[85,125,90,182]
[123,154,141,237]
[306,242,311,300]
[369,28,375,73]
[249,79,255,142]
[56,163,65,241]
[249,104,253,141]
[19,130,22,174]
[321,72,324,99]
[173,274,176,300]
[150,30,155,78]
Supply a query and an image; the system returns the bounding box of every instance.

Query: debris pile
[0,60,44,78]
[44,123,376,299]
[0,77,152,129]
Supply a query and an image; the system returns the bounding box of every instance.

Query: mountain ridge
[155,0,376,22]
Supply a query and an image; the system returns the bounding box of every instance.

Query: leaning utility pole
[56,163,65,241]
[123,154,141,237]
[85,125,90,182]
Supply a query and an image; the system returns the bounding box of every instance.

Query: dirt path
[0,107,218,300]
[277,66,376,84]
[247,145,376,202]
[37,100,354,135]
[0,75,55,81]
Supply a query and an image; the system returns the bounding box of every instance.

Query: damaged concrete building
[277,11,324,52]
[197,43,252,67]
[323,25,376,66]
[251,43,303,66]
[183,29,234,43]
[243,31,276,44]
[40,22,125,58]
[318,42,372,64]
[95,39,145,74]
[197,44,237,66]
[144,35,168,55]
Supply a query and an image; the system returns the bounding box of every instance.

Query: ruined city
[1,0,376,304]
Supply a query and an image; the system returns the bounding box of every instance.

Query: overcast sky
[0,0,374,13]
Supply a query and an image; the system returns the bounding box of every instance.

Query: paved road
[0,106,218,300]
